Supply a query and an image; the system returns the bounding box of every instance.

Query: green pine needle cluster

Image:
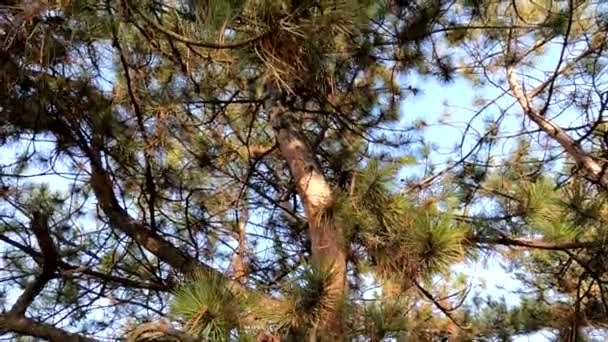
[171,272,246,341]
[271,265,340,336]
[169,264,340,340]
[360,298,409,340]
[3,0,608,341]
[525,177,580,242]
[330,160,467,286]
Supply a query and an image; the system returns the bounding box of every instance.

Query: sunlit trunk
[271,109,347,338]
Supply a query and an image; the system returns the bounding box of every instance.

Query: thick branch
[473,236,605,251]
[1,64,275,305]
[0,314,97,342]
[9,211,59,316]
[90,163,240,286]
[506,64,608,188]
[87,156,279,310]
[126,319,202,342]
[0,233,172,291]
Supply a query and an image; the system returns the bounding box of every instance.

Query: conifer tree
[2,0,608,341]
[439,1,608,340]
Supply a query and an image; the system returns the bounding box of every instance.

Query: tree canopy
[1,0,608,341]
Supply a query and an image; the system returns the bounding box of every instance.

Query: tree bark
[506,64,608,189]
[271,109,347,338]
[473,235,605,250]
[0,314,97,342]
[88,161,271,302]
[231,194,249,284]
[126,319,202,342]
[8,211,59,317]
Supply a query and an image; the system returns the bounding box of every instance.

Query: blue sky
[396,81,543,340]
[388,42,577,340]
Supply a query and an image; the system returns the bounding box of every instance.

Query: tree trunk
[231,195,249,284]
[271,109,347,339]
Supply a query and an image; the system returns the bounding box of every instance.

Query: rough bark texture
[271,110,347,338]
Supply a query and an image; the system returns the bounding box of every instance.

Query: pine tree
[438,1,608,340]
[3,0,608,341]
[0,0,466,340]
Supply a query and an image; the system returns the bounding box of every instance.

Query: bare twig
[124,0,270,50]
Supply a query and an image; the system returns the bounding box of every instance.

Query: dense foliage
[1,0,608,341]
